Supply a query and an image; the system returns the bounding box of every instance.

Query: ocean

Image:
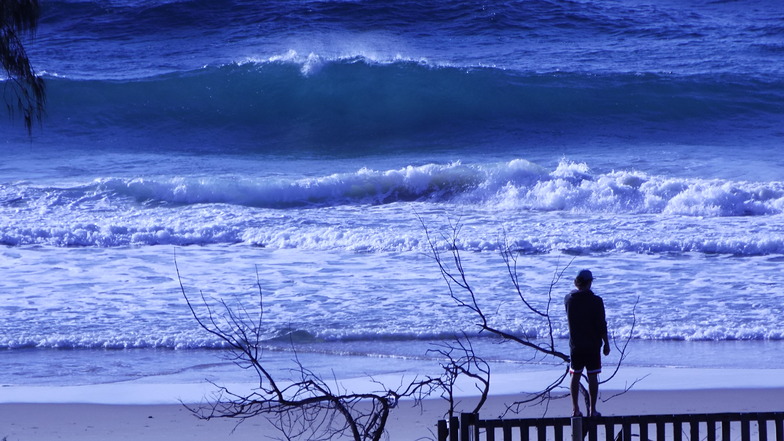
[1,0,783,391]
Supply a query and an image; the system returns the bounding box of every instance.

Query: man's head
[574,269,593,290]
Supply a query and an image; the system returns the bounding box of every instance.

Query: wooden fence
[437,412,784,441]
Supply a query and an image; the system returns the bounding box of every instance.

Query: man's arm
[599,298,610,355]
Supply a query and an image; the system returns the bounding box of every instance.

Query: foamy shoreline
[1,368,783,440]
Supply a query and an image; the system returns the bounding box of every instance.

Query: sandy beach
[1,388,783,441]
[2,368,783,441]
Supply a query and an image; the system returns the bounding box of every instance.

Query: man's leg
[587,372,599,417]
[570,370,582,416]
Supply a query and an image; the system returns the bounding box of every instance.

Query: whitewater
[1,0,783,389]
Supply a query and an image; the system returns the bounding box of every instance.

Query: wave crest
[36,57,784,148]
[5,158,784,214]
[3,159,784,253]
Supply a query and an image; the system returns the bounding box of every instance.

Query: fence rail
[437,412,784,441]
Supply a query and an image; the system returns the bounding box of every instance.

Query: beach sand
[1,387,782,441]
[2,367,783,441]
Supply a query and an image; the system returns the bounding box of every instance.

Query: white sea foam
[1,244,782,354]
[10,159,784,217]
[3,159,784,256]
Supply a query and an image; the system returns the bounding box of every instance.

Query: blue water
[1,0,783,389]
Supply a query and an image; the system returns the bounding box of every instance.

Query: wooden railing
[437,412,784,441]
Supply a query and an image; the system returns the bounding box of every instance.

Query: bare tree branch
[418,216,638,417]
[601,295,639,385]
[175,252,438,441]
[426,333,491,420]
[418,215,572,361]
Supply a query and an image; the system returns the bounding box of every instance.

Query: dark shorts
[570,348,602,375]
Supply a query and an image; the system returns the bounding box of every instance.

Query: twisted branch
[175,253,435,441]
[419,216,637,416]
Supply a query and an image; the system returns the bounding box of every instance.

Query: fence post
[623,420,633,441]
[721,416,731,441]
[757,415,768,441]
[461,413,475,441]
[503,421,512,441]
[639,419,649,441]
[775,415,783,441]
[438,420,448,441]
[740,418,750,441]
[450,416,460,441]
[572,416,583,441]
[690,416,700,441]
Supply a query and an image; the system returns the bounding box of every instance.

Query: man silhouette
[565,269,610,418]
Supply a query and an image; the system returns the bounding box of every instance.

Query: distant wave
[39,58,784,147]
